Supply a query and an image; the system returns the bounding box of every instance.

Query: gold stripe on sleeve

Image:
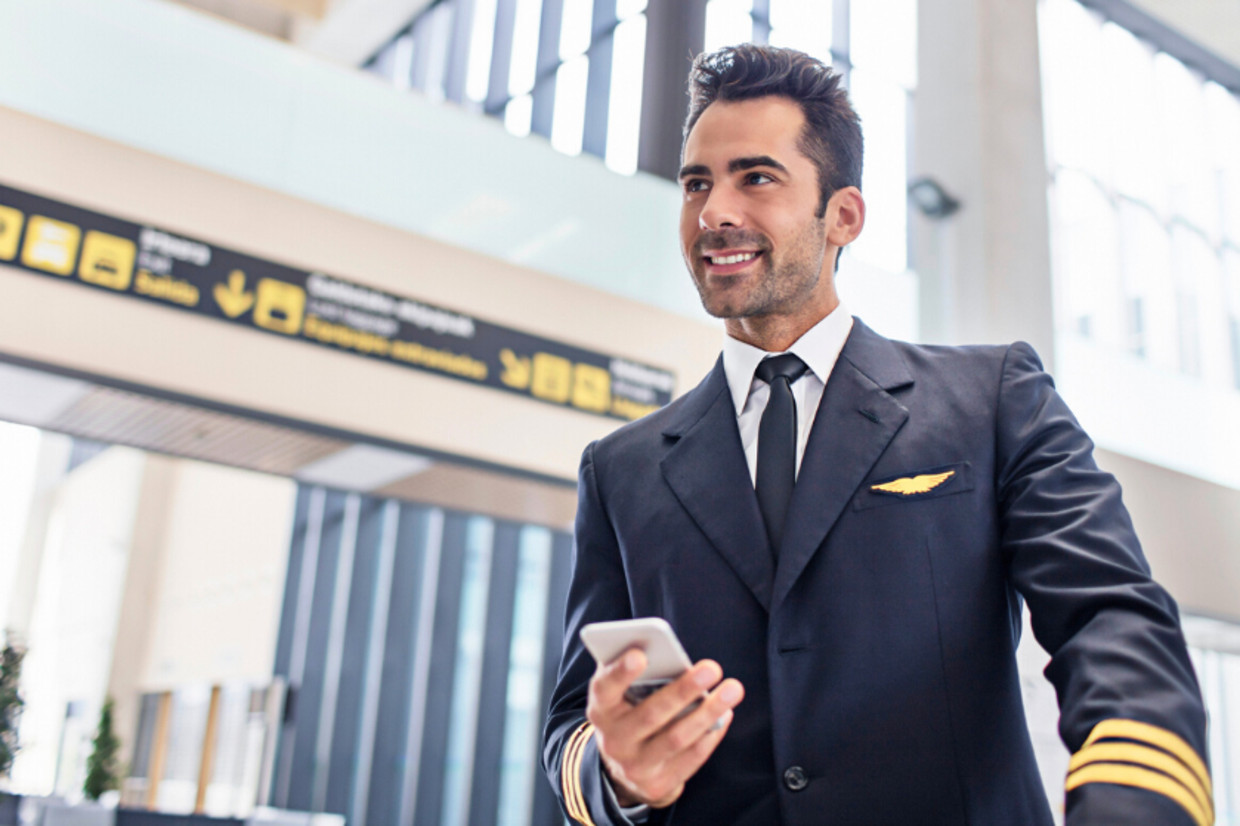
[560,724,585,822]
[1065,763,1211,826]
[1069,742,1213,822]
[1082,719,1212,800]
[560,722,597,826]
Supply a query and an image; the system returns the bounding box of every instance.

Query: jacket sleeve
[541,442,671,826]
[996,342,1213,826]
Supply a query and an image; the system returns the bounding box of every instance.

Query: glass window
[1170,224,1219,377]
[158,686,212,813]
[605,14,648,175]
[1103,23,1166,211]
[1206,81,1240,246]
[1041,0,1240,392]
[417,3,457,103]
[1227,247,1240,389]
[1039,0,1112,183]
[550,55,590,156]
[559,0,594,60]
[128,692,163,780]
[851,0,917,90]
[1050,170,1121,342]
[768,0,832,63]
[508,0,543,98]
[1223,653,1240,821]
[440,516,495,826]
[848,66,908,274]
[495,527,554,826]
[1117,200,1175,366]
[465,0,501,103]
[704,0,754,53]
[504,93,534,137]
[1156,53,1218,238]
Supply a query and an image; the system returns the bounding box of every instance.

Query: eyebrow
[677,155,789,180]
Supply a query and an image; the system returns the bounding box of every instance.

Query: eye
[683,178,710,194]
[745,171,775,185]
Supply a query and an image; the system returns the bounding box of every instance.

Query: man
[543,44,1211,826]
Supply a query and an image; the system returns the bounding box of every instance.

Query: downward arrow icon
[214,269,255,318]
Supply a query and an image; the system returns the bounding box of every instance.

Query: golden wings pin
[870,470,956,496]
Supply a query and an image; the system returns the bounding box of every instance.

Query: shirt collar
[721,303,854,417]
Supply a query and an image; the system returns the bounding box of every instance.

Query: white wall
[140,461,295,689]
[12,446,146,796]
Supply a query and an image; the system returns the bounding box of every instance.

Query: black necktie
[755,354,809,557]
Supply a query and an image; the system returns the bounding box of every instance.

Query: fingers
[646,676,744,766]
[588,648,646,722]
[622,660,724,738]
[587,657,745,808]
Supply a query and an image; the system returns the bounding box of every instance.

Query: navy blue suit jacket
[544,320,1211,826]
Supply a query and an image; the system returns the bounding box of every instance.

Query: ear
[825,186,865,247]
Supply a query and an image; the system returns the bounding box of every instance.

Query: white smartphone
[580,617,693,704]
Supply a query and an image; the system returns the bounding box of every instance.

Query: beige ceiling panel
[375,463,577,530]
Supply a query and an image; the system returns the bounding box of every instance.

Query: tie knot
[756,353,809,386]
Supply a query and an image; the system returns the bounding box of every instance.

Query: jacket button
[783,765,808,791]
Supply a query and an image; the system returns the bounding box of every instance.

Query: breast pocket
[852,461,974,511]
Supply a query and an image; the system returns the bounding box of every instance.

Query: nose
[698,185,744,231]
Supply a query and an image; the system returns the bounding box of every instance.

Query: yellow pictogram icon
[531,352,573,403]
[571,363,612,413]
[0,205,24,261]
[499,348,532,389]
[253,278,306,335]
[214,270,256,318]
[21,215,81,275]
[78,230,136,291]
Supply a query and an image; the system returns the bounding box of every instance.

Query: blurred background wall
[0,0,1238,823]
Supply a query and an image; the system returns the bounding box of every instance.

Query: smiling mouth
[704,251,760,266]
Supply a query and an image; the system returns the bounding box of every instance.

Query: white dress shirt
[722,304,854,485]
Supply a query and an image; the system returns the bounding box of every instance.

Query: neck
[725,296,839,352]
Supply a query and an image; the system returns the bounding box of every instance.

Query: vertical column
[531,0,566,138]
[751,0,771,43]
[530,531,575,826]
[272,486,328,809]
[349,501,401,826]
[486,0,520,116]
[466,522,522,826]
[284,490,348,812]
[194,686,222,814]
[324,497,388,817]
[911,0,1054,358]
[411,513,473,826]
[444,0,480,104]
[637,0,709,180]
[367,505,434,826]
[143,691,172,809]
[831,0,850,78]
[271,486,314,684]
[581,0,618,159]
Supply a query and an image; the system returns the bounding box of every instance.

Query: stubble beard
[688,217,829,321]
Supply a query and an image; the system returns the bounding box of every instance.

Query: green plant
[83,697,121,800]
[0,636,24,779]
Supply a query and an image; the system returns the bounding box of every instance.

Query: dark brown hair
[684,44,863,217]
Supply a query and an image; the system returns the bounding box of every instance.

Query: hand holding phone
[579,617,744,810]
[580,617,693,704]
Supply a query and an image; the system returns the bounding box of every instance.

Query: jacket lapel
[660,358,775,612]
[771,321,914,610]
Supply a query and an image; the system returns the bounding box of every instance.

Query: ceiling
[1130,0,1240,73]
[162,0,1240,73]
[0,359,577,528]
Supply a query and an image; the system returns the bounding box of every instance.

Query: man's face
[679,96,835,328]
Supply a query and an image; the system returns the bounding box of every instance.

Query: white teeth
[708,252,758,265]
